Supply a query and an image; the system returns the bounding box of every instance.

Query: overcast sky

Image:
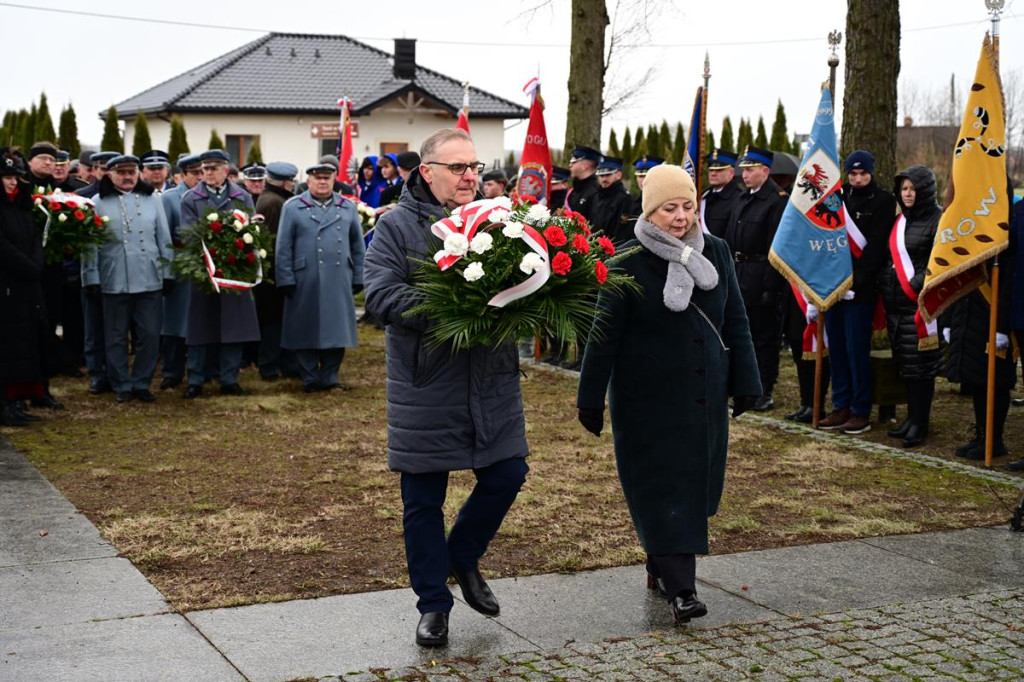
[0,0,1020,155]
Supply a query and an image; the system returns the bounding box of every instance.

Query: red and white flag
[336,97,355,186]
[456,86,471,135]
[515,78,552,206]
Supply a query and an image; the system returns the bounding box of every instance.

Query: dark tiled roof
[111,33,527,119]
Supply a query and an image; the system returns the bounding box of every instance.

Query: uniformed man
[276,163,365,392]
[630,155,663,221]
[549,165,569,209]
[180,149,260,398]
[701,149,742,238]
[480,168,508,199]
[75,151,118,199]
[71,150,93,189]
[565,144,601,221]
[82,155,174,403]
[140,150,173,193]
[51,150,77,191]
[592,156,634,243]
[724,146,788,411]
[240,163,266,199]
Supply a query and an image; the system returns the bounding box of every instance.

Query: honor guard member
[254,161,299,381]
[180,149,260,398]
[158,153,203,390]
[725,146,788,411]
[566,144,601,221]
[592,156,635,243]
[241,163,267,199]
[630,155,663,221]
[70,150,93,189]
[75,151,118,199]
[480,168,509,199]
[82,154,174,403]
[700,149,742,238]
[549,165,570,209]
[140,150,173,193]
[52,150,77,191]
[275,163,365,392]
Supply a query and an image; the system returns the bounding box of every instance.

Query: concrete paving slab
[188,587,535,682]
[860,527,1024,588]
[0,511,117,568]
[0,557,169,630]
[697,539,998,616]
[0,613,244,682]
[479,564,783,650]
[0,446,78,515]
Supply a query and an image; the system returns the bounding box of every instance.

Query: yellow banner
[919,33,1009,324]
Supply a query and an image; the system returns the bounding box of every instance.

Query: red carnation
[543,226,567,247]
[209,247,218,258]
[552,251,573,276]
[519,194,538,205]
[32,194,43,202]
[594,260,608,284]
[235,238,245,250]
[214,268,223,276]
[226,254,237,265]
[93,215,103,227]
[65,201,77,209]
[572,233,590,254]
[598,236,615,256]
[245,251,256,264]
[73,210,85,221]
[173,239,184,248]
[49,202,62,211]
[210,221,223,233]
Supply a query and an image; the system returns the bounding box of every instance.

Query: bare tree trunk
[564,0,609,156]
[841,0,900,188]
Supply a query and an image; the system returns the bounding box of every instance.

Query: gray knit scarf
[633,216,719,311]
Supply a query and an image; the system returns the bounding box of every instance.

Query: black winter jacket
[567,173,600,222]
[724,177,788,305]
[0,185,45,384]
[844,180,897,303]
[592,180,635,243]
[701,179,743,239]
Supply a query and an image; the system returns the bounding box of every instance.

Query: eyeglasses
[425,161,485,176]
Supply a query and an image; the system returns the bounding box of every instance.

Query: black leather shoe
[784,405,808,421]
[962,441,1008,460]
[450,566,500,616]
[183,385,203,400]
[669,593,708,624]
[646,572,668,598]
[795,406,816,424]
[158,377,181,390]
[303,382,321,393]
[887,418,912,439]
[10,405,41,422]
[902,424,928,448]
[752,395,774,412]
[116,391,135,403]
[1004,458,1024,471]
[0,405,30,427]
[955,437,984,458]
[88,379,112,395]
[133,389,156,403]
[31,395,64,410]
[415,611,449,647]
[219,384,248,396]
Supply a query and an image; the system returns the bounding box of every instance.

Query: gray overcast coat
[161,183,190,337]
[276,191,365,350]
[363,173,529,474]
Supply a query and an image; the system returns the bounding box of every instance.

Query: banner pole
[984,0,1004,467]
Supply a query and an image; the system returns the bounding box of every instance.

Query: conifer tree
[132,111,153,156]
[621,126,633,165]
[0,111,15,146]
[167,115,189,163]
[705,131,716,157]
[35,93,56,143]
[607,129,619,157]
[769,100,791,153]
[672,122,686,164]
[57,105,81,157]
[247,138,263,164]
[208,128,224,150]
[633,128,646,157]
[658,120,672,159]
[754,116,768,148]
[720,116,735,151]
[646,124,659,160]
[20,104,37,150]
[101,106,124,153]
[736,118,753,154]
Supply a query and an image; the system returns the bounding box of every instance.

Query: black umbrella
[770,152,800,177]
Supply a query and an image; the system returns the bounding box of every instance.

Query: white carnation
[469,232,493,254]
[242,232,254,244]
[463,261,485,282]
[102,216,110,223]
[368,217,376,226]
[494,196,512,210]
[502,221,525,238]
[519,252,545,274]
[448,214,463,228]
[443,232,469,257]
[258,249,267,258]
[34,197,43,205]
[58,213,67,223]
[234,221,244,232]
[488,209,510,223]
[525,203,550,225]
[207,212,219,221]
[253,224,260,234]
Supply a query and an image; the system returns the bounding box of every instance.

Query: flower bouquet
[32,191,111,265]
[405,196,640,351]
[172,208,274,294]
[355,201,377,235]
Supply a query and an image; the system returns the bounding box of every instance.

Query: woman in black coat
[880,166,944,447]
[577,165,761,625]
[0,148,46,426]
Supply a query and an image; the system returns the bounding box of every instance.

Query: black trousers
[966,382,1010,444]
[747,301,782,396]
[789,341,830,409]
[906,378,936,427]
[646,553,696,601]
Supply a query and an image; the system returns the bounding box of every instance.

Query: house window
[226,135,259,166]
[380,142,409,156]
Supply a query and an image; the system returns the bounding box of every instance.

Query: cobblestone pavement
[324,589,1024,681]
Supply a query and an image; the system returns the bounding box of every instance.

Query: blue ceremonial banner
[768,86,853,310]
[682,86,705,193]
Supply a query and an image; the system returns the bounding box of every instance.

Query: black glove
[162,279,175,296]
[279,284,296,298]
[352,283,364,295]
[732,395,758,419]
[577,407,604,437]
[84,284,101,300]
[758,291,780,307]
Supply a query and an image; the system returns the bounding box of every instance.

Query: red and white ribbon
[843,202,867,259]
[522,77,540,98]
[791,282,828,357]
[201,240,263,293]
[889,214,936,342]
[429,198,551,309]
[36,191,96,247]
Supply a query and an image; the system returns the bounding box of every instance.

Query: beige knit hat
[641,164,697,218]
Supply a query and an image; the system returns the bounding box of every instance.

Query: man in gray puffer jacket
[364,129,529,648]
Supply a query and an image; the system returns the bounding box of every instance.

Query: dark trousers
[967,382,1010,444]
[82,289,106,380]
[294,348,345,388]
[187,343,243,387]
[646,553,696,601]
[400,457,529,614]
[824,301,874,416]
[260,323,298,379]
[746,301,782,396]
[789,342,830,409]
[102,291,163,394]
[906,378,936,427]
[160,335,186,382]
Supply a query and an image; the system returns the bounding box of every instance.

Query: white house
[109,34,527,170]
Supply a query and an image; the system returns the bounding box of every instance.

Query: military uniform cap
[105,154,141,170]
[551,165,570,183]
[596,156,623,176]
[306,163,337,175]
[396,151,421,171]
[481,168,507,183]
[241,163,267,180]
[177,153,201,170]
[569,145,602,164]
[55,150,70,165]
[89,151,119,166]
[199,149,231,164]
[140,149,170,167]
[266,162,298,181]
[738,146,773,168]
[707,148,738,170]
[78,150,95,166]
[633,155,664,174]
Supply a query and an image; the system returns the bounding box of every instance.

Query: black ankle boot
[0,402,30,427]
[887,418,912,439]
[902,423,928,448]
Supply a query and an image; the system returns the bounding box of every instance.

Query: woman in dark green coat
[577,164,762,625]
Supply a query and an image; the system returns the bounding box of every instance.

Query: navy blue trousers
[824,300,875,416]
[102,291,162,393]
[400,457,528,614]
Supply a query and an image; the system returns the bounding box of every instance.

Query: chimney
[394,39,416,80]
[904,116,914,127]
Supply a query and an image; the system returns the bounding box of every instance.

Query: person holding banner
[880,166,944,448]
[577,164,760,626]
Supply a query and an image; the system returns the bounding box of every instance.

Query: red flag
[515,79,552,205]
[336,98,354,185]
[455,109,470,134]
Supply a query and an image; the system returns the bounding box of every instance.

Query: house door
[380,142,409,156]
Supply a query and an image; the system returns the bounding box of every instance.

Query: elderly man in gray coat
[364,129,529,648]
[276,163,365,391]
[82,154,174,403]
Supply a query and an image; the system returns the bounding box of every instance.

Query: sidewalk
[2,438,1023,681]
